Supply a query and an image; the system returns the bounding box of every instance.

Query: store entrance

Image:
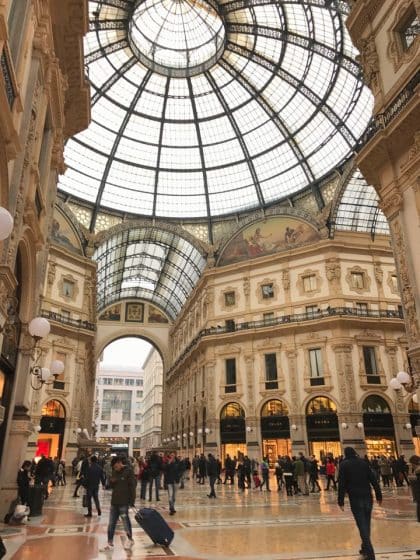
[309,440,342,461]
[262,439,291,465]
[365,437,396,458]
[37,400,66,459]
[221,443,247,462]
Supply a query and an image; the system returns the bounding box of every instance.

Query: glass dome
[59,0,373,223]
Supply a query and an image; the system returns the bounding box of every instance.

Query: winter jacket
[110,466,136,506]
[338,453,382,506]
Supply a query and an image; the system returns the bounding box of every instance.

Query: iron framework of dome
[59,0,373,229]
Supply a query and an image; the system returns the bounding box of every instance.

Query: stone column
[286,348,307,454]
[333,343,365,455]
[381,194,420,405]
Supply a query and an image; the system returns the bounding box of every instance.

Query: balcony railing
[167,306,403,377]
[41,310,96,331]
[358,72,419,148]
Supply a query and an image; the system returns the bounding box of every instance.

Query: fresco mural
[148,305,169,324]
[51,209,83,254]
[99,304,121,321]
[218,216,321,266]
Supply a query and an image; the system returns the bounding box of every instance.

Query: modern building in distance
[137,347,163,456]
[94,363,144,457]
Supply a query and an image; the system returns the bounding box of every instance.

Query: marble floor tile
[0,477,418,560]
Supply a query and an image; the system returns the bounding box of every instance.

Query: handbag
[82,492,89,508]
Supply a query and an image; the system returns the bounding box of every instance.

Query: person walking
[309,455,321,492]
[148,450,162,501]
[260,457,271,491]
[17,461,32,506]
[101,456,136,552]
[325,457,337,490]
[206,453,218,498]
[163,452,180,514]
[84,455,105,518]
[338,446,382,560]
[73,455,89,498]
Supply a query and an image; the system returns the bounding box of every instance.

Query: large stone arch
[0,140,9,208]
[16,228,38,322]
[96,324,170,371]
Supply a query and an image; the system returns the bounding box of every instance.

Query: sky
[101,337,153,369]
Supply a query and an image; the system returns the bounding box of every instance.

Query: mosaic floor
[1,476,419,559]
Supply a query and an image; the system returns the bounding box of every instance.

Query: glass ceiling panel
[60,0,373,227]
[334,170,389,235]
[94,227,207,319]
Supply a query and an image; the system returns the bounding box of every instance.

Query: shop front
[362,395,396,457]
[306,396,341,460]
[220,402,246,461]
[37,400,66,459]
[260,399,291,464]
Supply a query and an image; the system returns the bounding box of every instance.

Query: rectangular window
[400,6,419,50]
[356,302,368,315]
[225,319,235,331]
[111,424,119,433]
[303,275,316,292]
[351,272,364,289]
[135,413,141,421]
[363,346,380,383]
[136,390,143,398]
[265,353,278,390]
[100,424,108,432]
[224,291,235,306]
[61,309,70,320]
[309,348,324,386]
[261,283,274,299]
[135,379,141,386]
[263,312,274,324]
[123,425,131,433]
[103,378,113,385]
[305,305,318,317]
[225,358,236,393]
[391,275,398,292]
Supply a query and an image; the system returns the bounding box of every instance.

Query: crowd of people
[12,449,420,558]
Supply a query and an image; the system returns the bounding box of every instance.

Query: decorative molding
[387,0,420,72]
[296,269,322,297]
[345,265,371,294]
[220,287,239,311]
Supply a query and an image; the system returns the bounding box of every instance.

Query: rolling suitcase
[134,507,174,546]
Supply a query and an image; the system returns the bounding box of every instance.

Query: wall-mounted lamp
[246,426,252,432]
[171,436,175,441]
[34,425,42,432]
[204,427,211,434]
[189,431,194,437]
[198,428,203,435]
[182,433,187,438]
[404,423,412,430]
[341,422,348,430]
[389,370,417,394]
[0,207,14,241]
[291,424,298,431]
[177,434,180,439]
[29,317,64,390]
[356,422,364,430]
[76,427,82,434]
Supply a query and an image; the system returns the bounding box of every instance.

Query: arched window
[306,396,337,415]
[261,399,288,416]
[220,402,245,419]
[41,400,65,418]
[362,395,390,414]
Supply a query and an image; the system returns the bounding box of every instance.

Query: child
[253,470,261,490]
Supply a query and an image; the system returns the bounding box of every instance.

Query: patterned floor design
[0,476,418,559]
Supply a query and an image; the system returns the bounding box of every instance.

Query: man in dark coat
[84,455,105,517]
[338,447,382,560]
[101,456,136,552]
[206,453,218,498]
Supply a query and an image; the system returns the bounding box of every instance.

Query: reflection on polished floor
[1,476,418,560]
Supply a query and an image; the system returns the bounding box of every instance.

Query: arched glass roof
[59,0,373,224]
[334,170,389,236]
[93,227,207,320]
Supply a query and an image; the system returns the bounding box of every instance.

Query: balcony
[166,306,403,377]
[41,310,96,331]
